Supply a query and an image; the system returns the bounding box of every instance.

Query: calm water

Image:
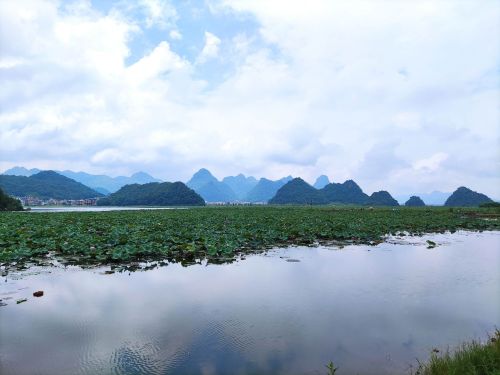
[26,206,188,212]
[1,231,499,375]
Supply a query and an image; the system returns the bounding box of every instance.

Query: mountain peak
[445,186,493,207]
[3,166,41,177]
[313,175,330,189]
[187,168,218,191]
[131,171,151,178]
[129,171,159,183]
[343,179,359,187]
[195,168,213,177]
[405,196,425,207]
[269,177,325,205]
[31,170,61,179]
[320,179,368,204]
[367,190,399,206]
[278,175,293,184]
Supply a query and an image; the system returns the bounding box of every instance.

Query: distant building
[15,196,99,207]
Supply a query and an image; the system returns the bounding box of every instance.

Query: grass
[0,206,498,270]
[416,329,500,375]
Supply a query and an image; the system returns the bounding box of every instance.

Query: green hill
[270,179,400,206]
[367,191,399,206]
[320,180,369,204]
[269,178,326,204]
[444,187,493,207]
[97,182,205,206]
[0,171,103,200]
[0,187,23,211]
[405,196,426,207]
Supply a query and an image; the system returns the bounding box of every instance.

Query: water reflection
[1,231,499,375]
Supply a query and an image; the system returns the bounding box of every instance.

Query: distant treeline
[0,188,23,211]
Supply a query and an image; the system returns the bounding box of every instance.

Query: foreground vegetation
[415,329,500,375]
[0,206,498,269]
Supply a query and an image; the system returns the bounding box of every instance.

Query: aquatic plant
[0,206,498,270]
[326,361,338,374]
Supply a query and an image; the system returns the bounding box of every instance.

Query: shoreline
[1,206,498,271]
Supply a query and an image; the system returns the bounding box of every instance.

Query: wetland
[0,207,499,374]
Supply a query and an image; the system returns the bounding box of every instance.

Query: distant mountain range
[0,171,103,200]
[186,168,292,203]
[271,178,496,207]
[222,174,258,199]
[2,166,160,193]
[97,182,204,206]
[270,178,400,206]
[186,169,237,202]
[2,166,496,206]
[3,167,42,176]
[3,166,295,203]
[246,176,293,202]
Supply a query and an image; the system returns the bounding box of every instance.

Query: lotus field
[1,206,499,269]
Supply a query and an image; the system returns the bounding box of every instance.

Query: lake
[26,206,188,213]
[1,231,498,374]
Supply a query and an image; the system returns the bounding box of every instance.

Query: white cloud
[197,31,221,64]
[126,41,187,84]
[169,29,182,40]
[413,153,449,172]
[0,0,498,198]
[141,0,177,29]
[115,0,177,29]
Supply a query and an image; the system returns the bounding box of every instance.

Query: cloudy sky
[1,0,499,197]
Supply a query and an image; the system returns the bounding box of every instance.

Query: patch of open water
[0,231,499,374]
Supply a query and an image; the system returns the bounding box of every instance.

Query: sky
[0,0,499,197]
